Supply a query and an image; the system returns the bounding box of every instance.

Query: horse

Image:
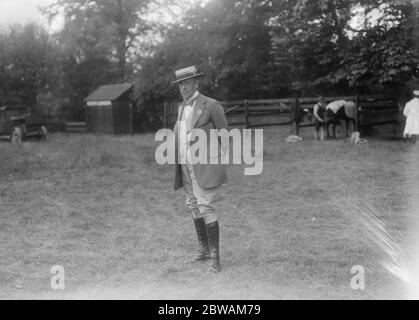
[324,100,359,139]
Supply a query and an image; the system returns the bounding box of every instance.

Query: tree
[40,0,155,120]
[270,0,419,95]
[0,23,61,107]
[352,1,418,90]
[136,0,278,103]
[43,0,153,80]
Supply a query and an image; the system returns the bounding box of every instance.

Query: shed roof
[84,83,133,102]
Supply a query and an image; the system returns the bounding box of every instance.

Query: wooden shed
[84,83,134,134]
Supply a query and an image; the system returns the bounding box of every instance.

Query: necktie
[183,95,198,131]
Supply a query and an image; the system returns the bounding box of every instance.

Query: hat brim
[171,73,204,85]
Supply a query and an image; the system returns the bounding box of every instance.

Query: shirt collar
[183,91,199,106]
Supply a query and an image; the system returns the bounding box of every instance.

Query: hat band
[176,72,199,80]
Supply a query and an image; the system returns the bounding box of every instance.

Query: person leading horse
[325,100,358,139]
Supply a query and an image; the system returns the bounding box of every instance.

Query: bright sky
[0,0,209,32]
[0,0,56,29]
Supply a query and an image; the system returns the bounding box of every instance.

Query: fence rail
[65,122,87,133]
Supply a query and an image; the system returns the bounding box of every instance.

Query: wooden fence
[163,95,403,135]
[163,98,296,129]
[65,122,87,133]
[45,115,65,132]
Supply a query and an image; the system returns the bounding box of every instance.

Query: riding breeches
[181,163,222,225]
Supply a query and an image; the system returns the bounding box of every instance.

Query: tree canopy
[0,0,418,125]
[136,0,419,107]
[0,23,60,106]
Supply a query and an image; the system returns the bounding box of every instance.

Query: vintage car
[0,105,47,143]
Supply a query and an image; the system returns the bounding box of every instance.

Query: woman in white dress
[403,90,419,142]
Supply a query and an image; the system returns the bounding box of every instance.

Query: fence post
[356,94,360,132]
[294,97,300,136]
[244,100,249,129]
[163,103,167,128]
[129,102,134,136]
[151,95,157,131]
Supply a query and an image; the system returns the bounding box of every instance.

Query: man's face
[178,78,198,101]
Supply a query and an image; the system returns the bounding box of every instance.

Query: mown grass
[0,127,417,299]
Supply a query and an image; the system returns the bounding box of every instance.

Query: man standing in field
[172,65,228,273]
[313,96,326,140]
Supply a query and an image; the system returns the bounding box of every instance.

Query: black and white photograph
[1,0,419,303]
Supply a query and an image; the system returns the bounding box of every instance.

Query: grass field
[0,125,418,300]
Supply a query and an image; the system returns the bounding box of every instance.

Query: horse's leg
[346,119,349,138]
[346,118,354,137]
[354,111,359,132]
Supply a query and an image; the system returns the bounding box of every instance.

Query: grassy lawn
[0,126,417,299]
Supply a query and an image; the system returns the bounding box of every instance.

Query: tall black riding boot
[206,221,221,273]
[191,217,210,261]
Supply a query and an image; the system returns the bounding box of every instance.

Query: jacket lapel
[177,103,185,122]
[190,94,207,129]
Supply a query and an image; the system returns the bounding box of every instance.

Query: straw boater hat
[172,66,204,84]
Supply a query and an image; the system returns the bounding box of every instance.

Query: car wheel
[39,126,48,141]
[10,127,23,144]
